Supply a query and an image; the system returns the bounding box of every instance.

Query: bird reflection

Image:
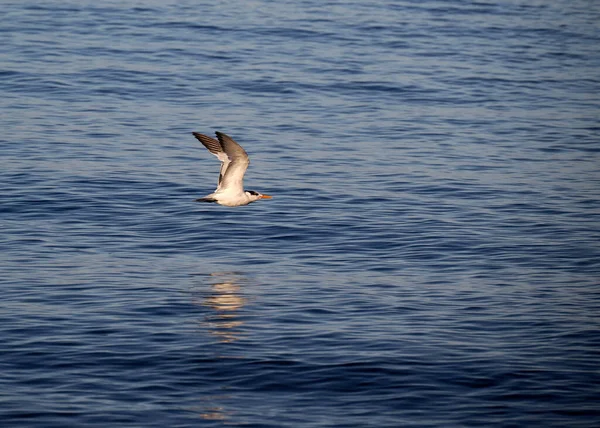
[188,272,251,421]
[199,405,227,421]
[196,272,248,343]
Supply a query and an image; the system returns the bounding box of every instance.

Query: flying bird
[191,131,272,206]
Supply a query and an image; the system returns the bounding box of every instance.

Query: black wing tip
[191,132,225,155]
[192,131,226,141]
[215,131,231,139]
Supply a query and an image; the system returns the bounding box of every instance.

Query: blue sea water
[1,0,600,426]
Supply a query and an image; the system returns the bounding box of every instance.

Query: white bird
[192,131,272,207]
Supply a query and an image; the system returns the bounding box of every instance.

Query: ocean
[1,0,599,426]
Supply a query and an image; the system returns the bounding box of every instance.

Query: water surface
[1,0,600,426]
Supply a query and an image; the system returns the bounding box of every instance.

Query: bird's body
[192,131,272,207]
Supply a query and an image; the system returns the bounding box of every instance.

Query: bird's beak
[260,194,272,199]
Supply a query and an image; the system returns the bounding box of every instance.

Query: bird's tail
[195,197,217,203]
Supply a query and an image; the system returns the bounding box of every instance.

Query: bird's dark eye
[248,190,259,196]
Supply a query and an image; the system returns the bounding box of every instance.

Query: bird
[191,131,272,207]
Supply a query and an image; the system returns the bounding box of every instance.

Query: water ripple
[2,0,600,426]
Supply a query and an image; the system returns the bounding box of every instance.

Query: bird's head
[246,190,272,201]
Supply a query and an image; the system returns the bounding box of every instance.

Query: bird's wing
[215,132,250,194]
[192,132,231,191]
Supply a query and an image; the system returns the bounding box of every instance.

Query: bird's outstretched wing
[192,132,231,191]
[214,132,250,193]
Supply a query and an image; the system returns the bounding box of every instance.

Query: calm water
[2,0,600,426]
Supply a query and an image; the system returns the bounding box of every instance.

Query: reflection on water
[196,403,229,422]
[189,272,251,422]
[193,272,248,343]
[188,397,232,423]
